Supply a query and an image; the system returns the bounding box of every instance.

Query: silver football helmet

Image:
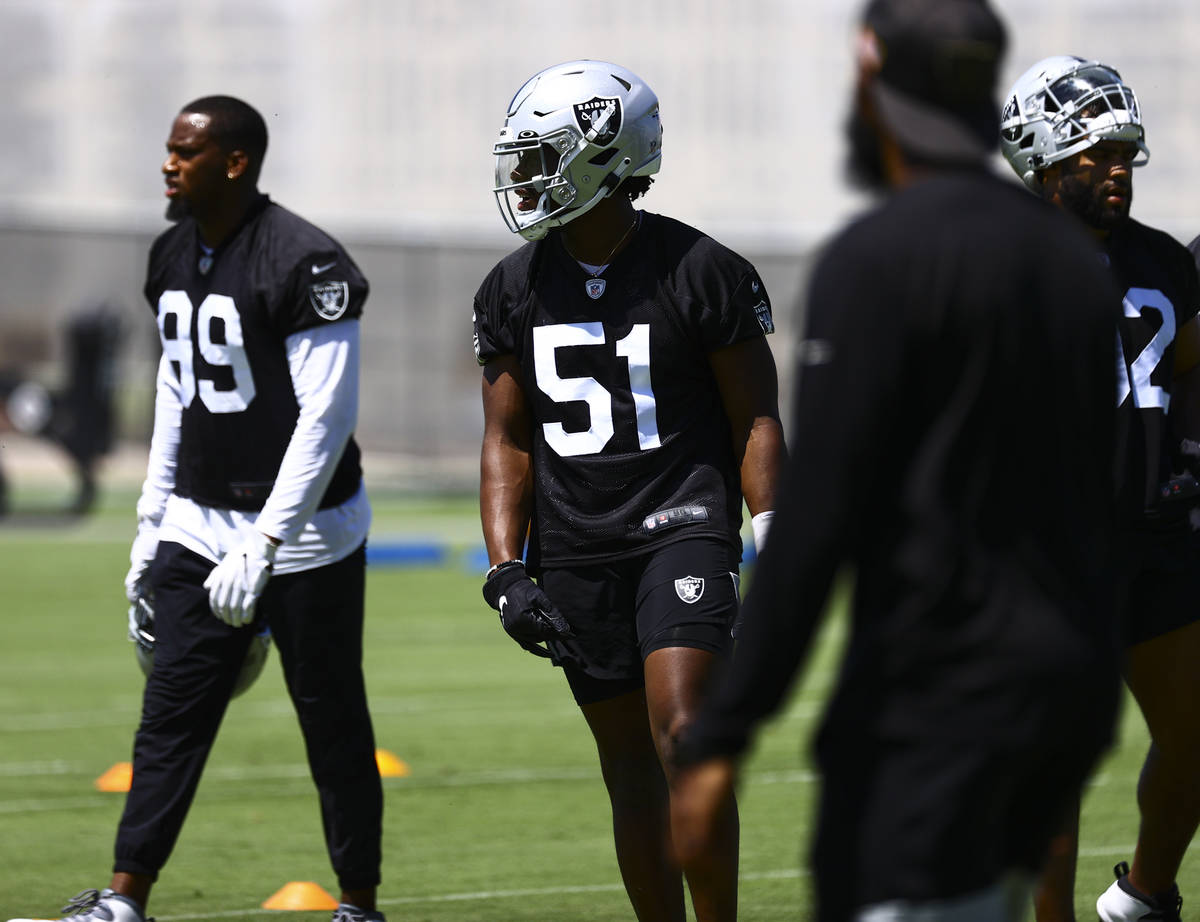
[128,594,270,698]
[1000,56,1149,190]
[493,60,663,241]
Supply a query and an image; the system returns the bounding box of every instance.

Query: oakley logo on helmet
[574,97,622,146]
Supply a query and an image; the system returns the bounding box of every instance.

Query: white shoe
[7,889,149,922]
[330,905,385,922]
[1096,863,1181,922]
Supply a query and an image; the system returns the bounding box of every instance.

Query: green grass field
[0,489,1178,921]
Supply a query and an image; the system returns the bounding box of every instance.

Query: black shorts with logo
[539,536,740,705]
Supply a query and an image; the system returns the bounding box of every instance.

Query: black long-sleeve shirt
[683,169,1124,760]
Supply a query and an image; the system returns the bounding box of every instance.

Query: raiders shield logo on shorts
[675,576,705,604]
[309,281,350,320]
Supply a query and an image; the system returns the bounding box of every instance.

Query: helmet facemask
[493,128,582,240]
[1031,65,1148,170]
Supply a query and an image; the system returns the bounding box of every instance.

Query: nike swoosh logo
[312,260,337,274]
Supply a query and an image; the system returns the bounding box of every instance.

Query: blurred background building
[2,0,1198,492]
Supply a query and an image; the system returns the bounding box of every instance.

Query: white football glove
[203,531,278,627]
[124,520,160,604]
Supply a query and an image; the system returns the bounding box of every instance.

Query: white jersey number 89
[158,290,257,413]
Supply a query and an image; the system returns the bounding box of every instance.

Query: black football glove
[482,561,574,658]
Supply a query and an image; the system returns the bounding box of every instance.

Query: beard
[845,105,888,193]
[165,197,191,222]
[1054,172,1131,232]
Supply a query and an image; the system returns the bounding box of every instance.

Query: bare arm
[480,355,535,566]
[710,336,787,518]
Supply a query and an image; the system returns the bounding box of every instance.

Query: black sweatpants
[113,541,382,891]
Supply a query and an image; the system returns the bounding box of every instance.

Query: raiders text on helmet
[493,60,663,241]
[999,55,1149,190]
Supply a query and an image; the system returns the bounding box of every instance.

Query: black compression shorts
[538,536,740,706]
[1118,528,1200,646]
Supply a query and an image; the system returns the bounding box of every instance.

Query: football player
[673,3,1125,921]
[474,60,786,921]
[1000,57,1200,922]
[9,97,384,922]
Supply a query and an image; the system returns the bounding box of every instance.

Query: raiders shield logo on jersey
[753,300,774,334]
[675,576,704,604]
[574,96,622,146]
[309,281,350,320]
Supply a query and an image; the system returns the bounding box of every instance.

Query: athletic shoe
[330,904,385,922]
[7,889,150,922]
[1097,862,1182,922]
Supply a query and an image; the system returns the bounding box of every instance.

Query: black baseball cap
[860,0,1007,161]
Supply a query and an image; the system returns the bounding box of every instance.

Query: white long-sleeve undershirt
[137,319,370,574]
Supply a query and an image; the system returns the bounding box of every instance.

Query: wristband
[486,559,524,580]
[751,510,775,553]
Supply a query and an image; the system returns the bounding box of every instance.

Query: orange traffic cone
[94,762,133,792]
[262,881,339,910]
[375,749,410,778]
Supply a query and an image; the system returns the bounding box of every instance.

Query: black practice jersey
[144,195,367,511]
[473,211,775,568]
[1109,220,1200,531]
[684,171,1123,756]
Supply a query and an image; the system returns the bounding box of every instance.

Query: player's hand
[203,531,278,627]
[124,520,160,604]
[482,561,573,658]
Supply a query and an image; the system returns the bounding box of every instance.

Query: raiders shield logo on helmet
[309,281,349,320]
[574,96,623,146]
[1000,94,1022,143]
[675,576,705,604]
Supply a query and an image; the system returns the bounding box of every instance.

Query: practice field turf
[0,490,1182,921]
